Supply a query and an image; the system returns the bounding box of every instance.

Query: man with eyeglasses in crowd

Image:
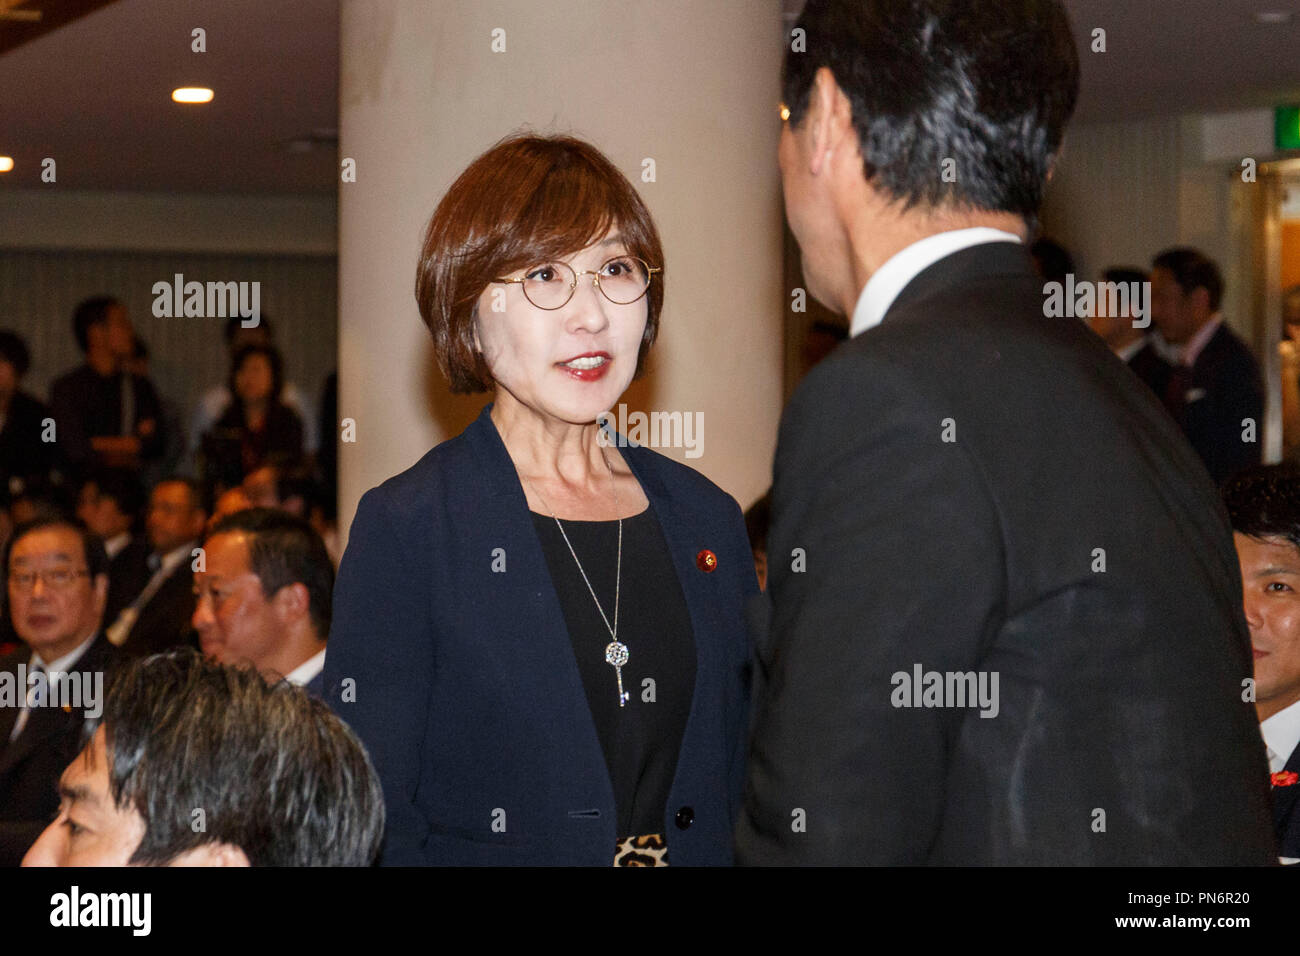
[0,517,117,865]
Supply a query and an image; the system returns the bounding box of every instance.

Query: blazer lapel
[0,657,23,745]
[461,404,618,808]
[1273,740,1300,839]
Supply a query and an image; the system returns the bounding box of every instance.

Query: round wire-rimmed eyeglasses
[492,255,661,310]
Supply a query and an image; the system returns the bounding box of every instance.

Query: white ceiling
[0,0,339,193]
[1,0,1299,196]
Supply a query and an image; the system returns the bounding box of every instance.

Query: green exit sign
[1279,106,1300,150]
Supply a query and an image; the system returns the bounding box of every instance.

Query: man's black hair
[223,313,272,345]
[1152,247,1223,313]
[206,507,334,639]
[81,468,147,522]
[783,0,1079,221]
[5,516,109,581]
[72,297,122,354]
[1223,465,1300,554]
[1102,267,1148,288]
[97,648,384,866]
[0,329,32,377]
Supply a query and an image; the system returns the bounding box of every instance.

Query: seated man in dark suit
[104,477,206,656]
[22,648,382,866]
[192,508,331,695]
[0,517,117,866]
[1151,247,1263,485]
[737,0,1274,865]
[75,468,149,626]
[1224,465,1300,863]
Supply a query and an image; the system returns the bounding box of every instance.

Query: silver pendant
[605,641,630,707]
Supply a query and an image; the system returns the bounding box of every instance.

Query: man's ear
[166,842,251,867]
[272,581,311,625]
[807,67,854,177]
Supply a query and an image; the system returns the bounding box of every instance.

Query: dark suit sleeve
[48,376,91,468]
[325,488,435,866]
[135,377,165,461]
[736,354,1004,864]
[1214,348,1264,480]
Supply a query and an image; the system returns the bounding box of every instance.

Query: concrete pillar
[338,0,785,541]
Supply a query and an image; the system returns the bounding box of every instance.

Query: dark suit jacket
[105,535,151,629]
[1126,340,1171,399]
[1175,323,1264,486]
[736,242,1276,865]
[1273,733,1300,860]
[48,364,165,474]
[0,635,117,866]
[0,391,55,486]
[325,403,756,865]
[117,559,198,658]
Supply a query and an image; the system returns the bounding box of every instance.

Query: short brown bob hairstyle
[415,134,665,394]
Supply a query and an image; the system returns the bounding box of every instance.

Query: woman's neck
[491,392,606,488]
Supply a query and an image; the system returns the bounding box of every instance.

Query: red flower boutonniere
[1272,771,1298,788]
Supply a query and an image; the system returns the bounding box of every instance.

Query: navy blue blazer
[1274,735,1300,861]
[325,403,756,865]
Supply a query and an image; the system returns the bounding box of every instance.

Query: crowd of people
[0,0,1297,869]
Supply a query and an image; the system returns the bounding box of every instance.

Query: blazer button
[675,806,694,830]
[696,549,717,572]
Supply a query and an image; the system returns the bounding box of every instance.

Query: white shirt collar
[1179,314,1222,368]
[1115,338,1147,364]
[154,541,195,576]
[850,228,1024,338]
[283,647,326,687]
[31,630,99,674]
[1261,697,1300,774]
[103,532,131,560]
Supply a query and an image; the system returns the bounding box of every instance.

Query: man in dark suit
[1150,248,1263,486]
[105,477,205,657]
[75,468,150,626]
[0,517,116,866]
[1086,267,1171,399]
[192,508,331,696]
[1224,466,1300,863]
[48,297,165,478]
[736,0,1275,865]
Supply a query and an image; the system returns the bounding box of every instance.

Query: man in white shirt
[105,477,206,657]
[0,517,117,865]
[75,468,149,626]
[1225,466,1300,862]
[737,0,1274,865]
[192,508,331,696]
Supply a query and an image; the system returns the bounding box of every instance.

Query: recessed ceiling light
[172,87,214,104]
[0,157,13,172]
[1255,10,1294,23]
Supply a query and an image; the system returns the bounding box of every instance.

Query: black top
[531,505,696,838]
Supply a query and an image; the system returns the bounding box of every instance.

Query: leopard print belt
[613,833,668,866]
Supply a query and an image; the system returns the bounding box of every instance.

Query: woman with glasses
[325,134,756,866]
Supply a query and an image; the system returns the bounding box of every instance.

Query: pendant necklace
[524,449,628,707]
